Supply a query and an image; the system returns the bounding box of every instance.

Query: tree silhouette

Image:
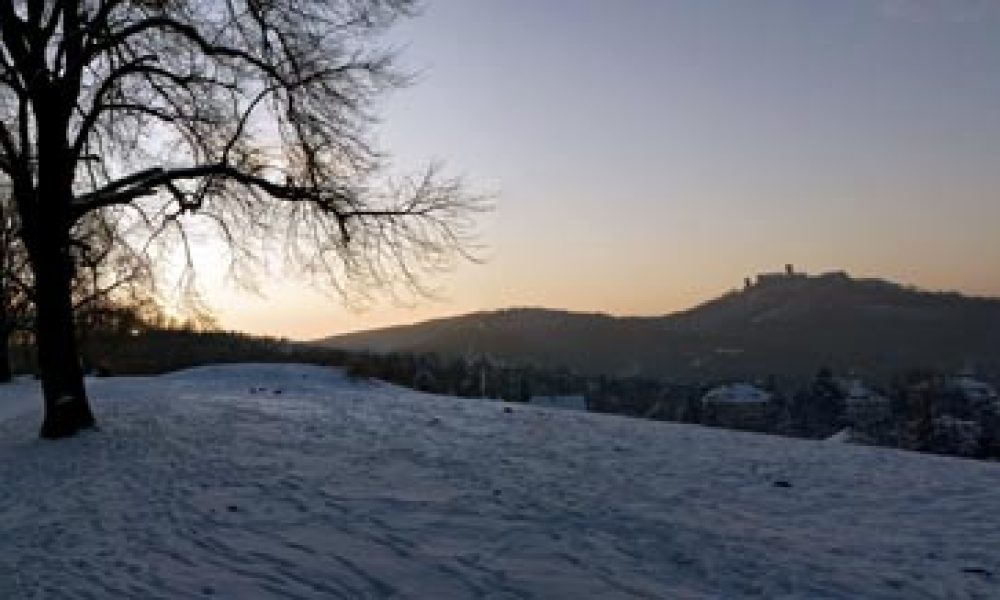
[0,188,31,381]
[0,1,481,438]
[1,181,157,382]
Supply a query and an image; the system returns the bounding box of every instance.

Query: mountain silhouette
[320,270,1000,382]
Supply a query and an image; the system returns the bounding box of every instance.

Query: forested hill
[319,271,1000,382]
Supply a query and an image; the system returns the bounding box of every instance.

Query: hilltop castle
[744,265,849,290]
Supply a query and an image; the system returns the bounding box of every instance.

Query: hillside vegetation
[322,271,1000,383]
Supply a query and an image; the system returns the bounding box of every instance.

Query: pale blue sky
[206,0,1000,338]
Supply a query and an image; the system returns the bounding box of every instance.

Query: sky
[199,0,1000,339]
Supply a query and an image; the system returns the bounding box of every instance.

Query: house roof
[702,383,772,405]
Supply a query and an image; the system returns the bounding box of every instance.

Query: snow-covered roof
[949,376,998,403]
[701,383,772,405]
[836,378,869,399]
[826,427,853,443]
[835,378,888,403]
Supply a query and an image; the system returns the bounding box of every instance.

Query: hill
[0,363,997,597]
[321,270,1000,382]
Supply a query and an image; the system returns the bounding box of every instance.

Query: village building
[930,415,983,457]
[835,378,892,429]
[701,383,774,431]
[945,375,999,414]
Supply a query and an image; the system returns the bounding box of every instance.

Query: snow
[835,377,870,399]
[826,428,853,443]
[0,376,42,422]
[949,376,999,406]
[528,394,587,411]
[0,363,998,599]
[702,382,773,405]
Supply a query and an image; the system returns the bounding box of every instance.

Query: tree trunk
[33,240,95,439]
[25,98,97,439]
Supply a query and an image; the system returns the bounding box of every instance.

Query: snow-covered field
[0,364,997,599]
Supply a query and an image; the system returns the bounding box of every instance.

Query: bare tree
[0,1,482,438]
[1,181,155,383]
[72,206,157,369]
[0,187,31,381]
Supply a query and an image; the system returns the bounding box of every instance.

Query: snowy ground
[0,364,998,599]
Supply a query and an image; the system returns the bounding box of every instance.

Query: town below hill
[338,347,1000,460]
[317,267,1000,460]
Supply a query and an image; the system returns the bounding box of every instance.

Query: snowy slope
[0,364,998,599]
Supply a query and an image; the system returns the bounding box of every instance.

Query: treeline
[5,305,997,461]
[342,351,582,401]
[7,302,349,378]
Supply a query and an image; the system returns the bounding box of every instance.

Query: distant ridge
[319,269,1000,381]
